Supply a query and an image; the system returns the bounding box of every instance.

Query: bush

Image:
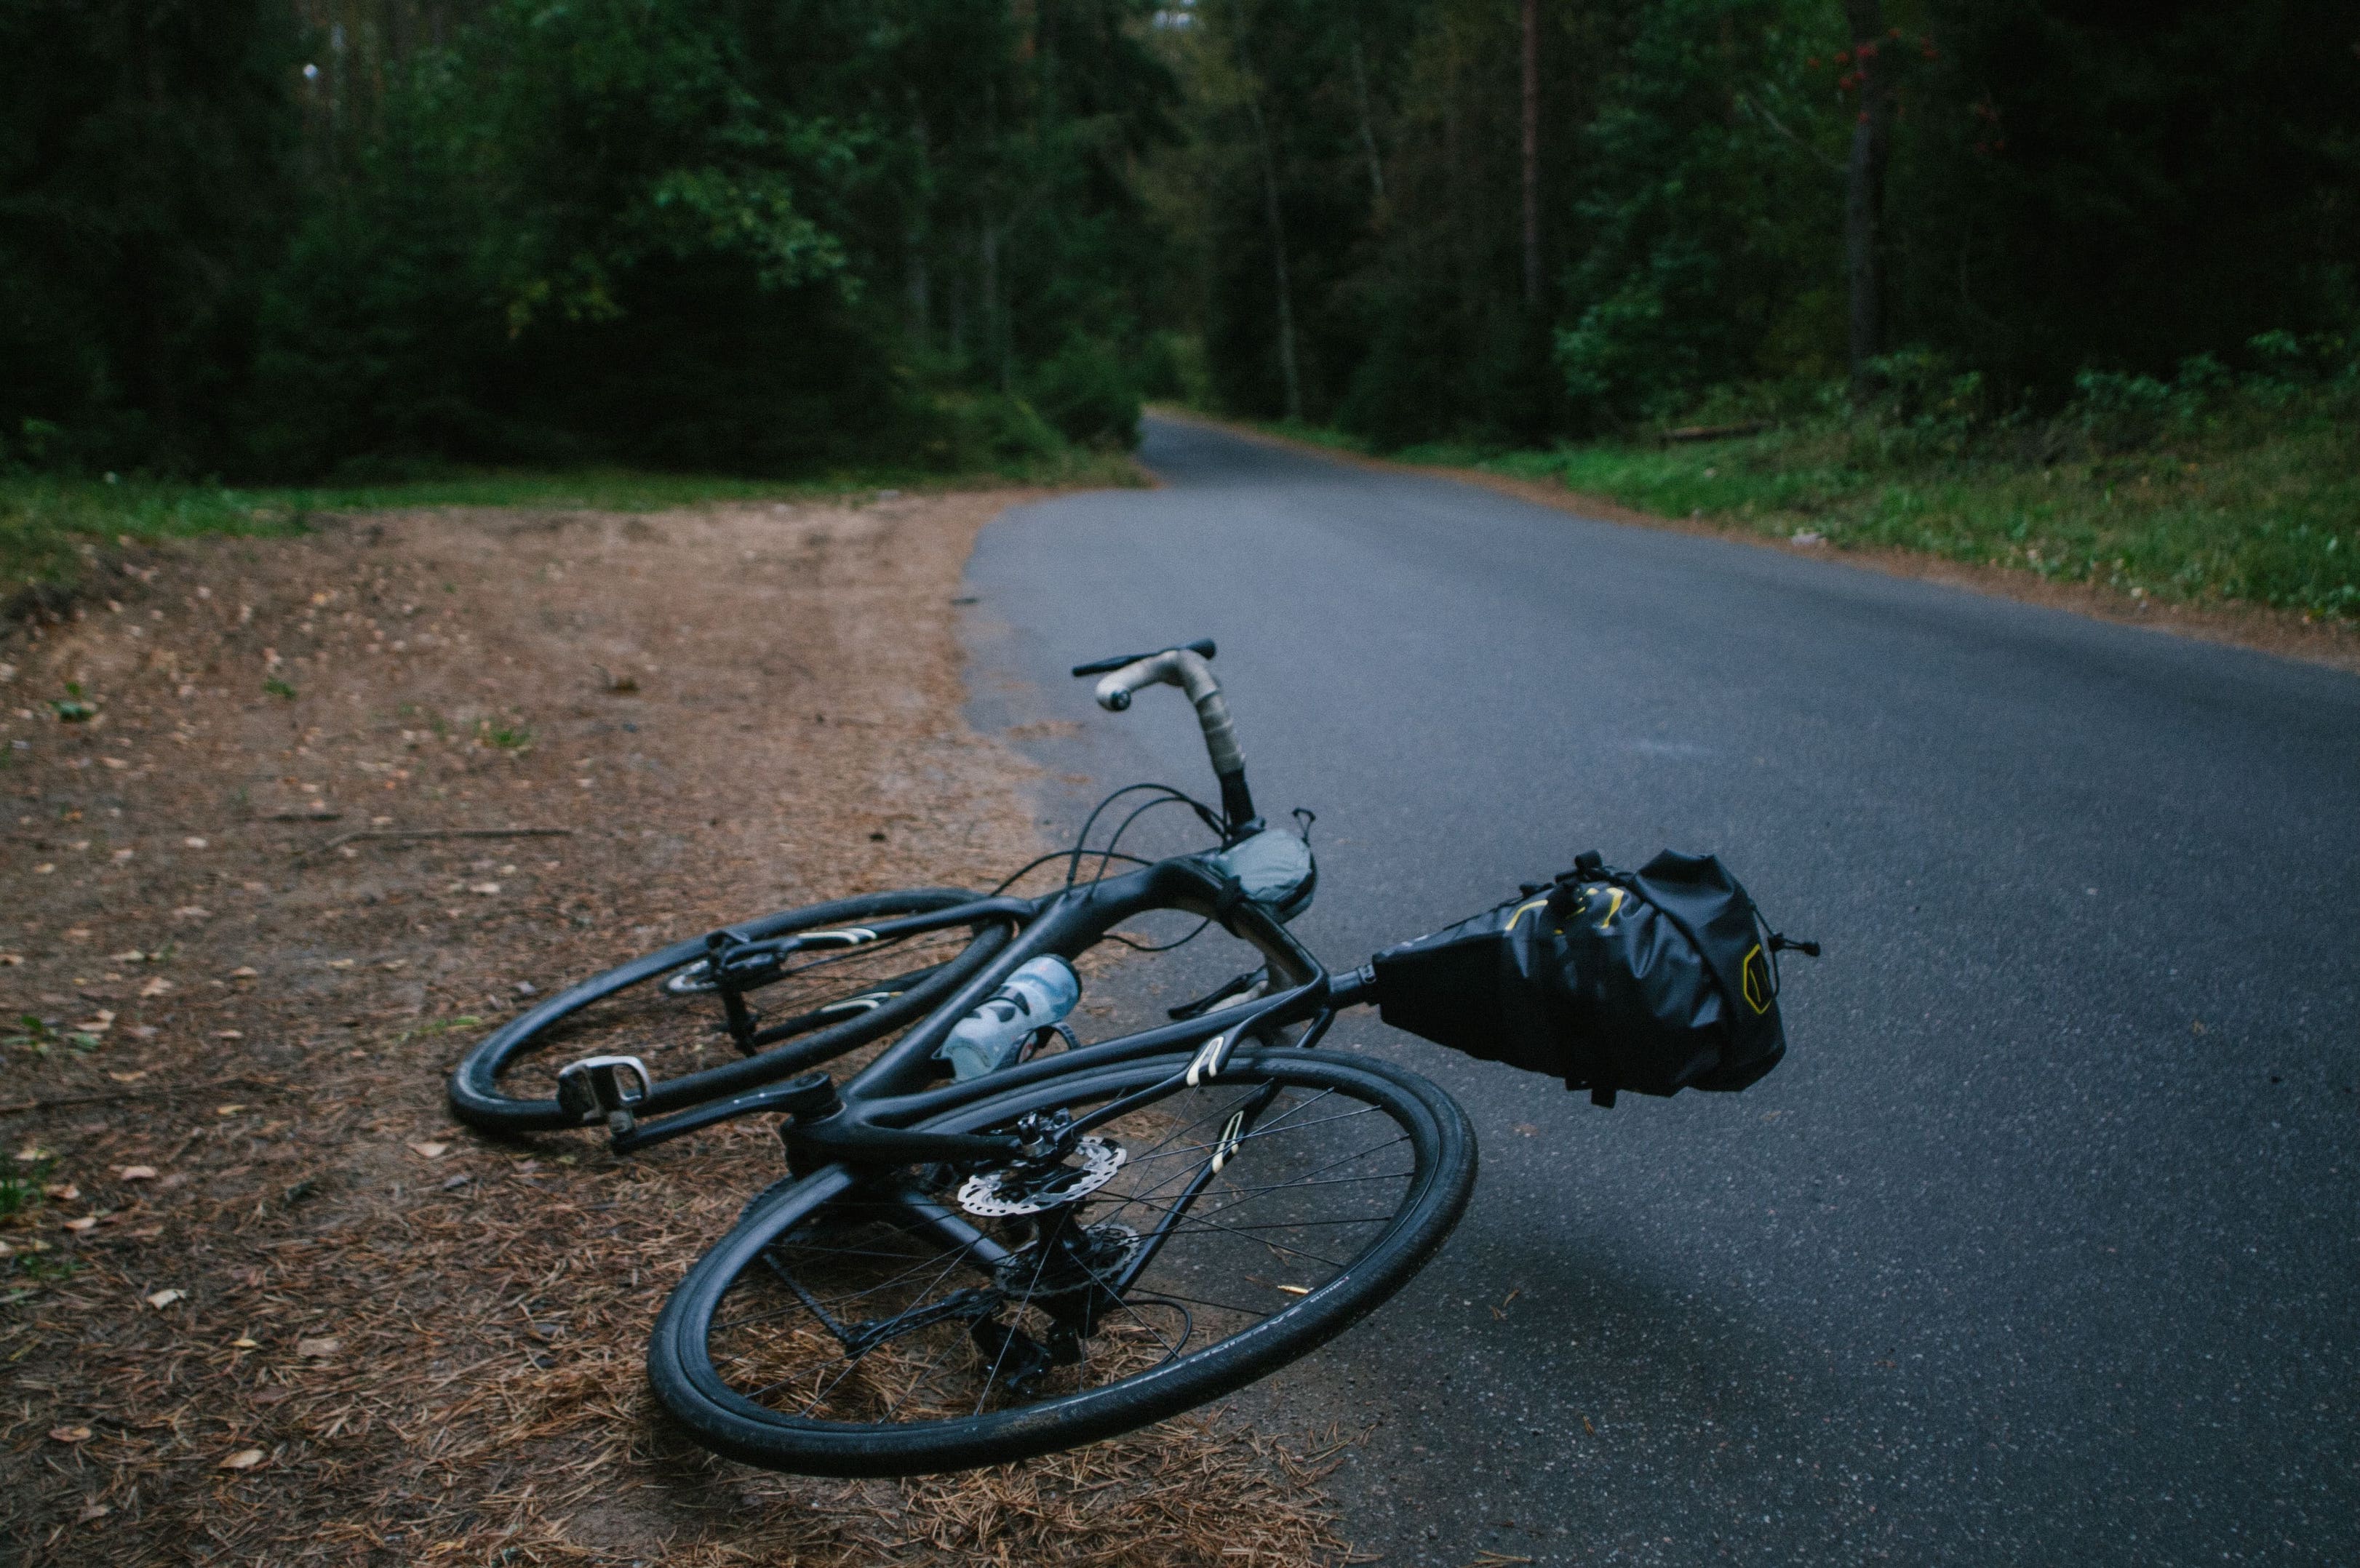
[920,393,1062,473]
[1023,339,1141,449]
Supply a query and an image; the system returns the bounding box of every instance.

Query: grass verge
[1211,409,2359,623]
[1,447,1142,607]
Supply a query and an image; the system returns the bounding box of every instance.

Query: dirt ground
[0,494,1350,1565]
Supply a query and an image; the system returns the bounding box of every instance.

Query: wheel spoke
[689,1060,1453,1445]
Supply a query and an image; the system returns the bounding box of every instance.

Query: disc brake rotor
[957,1137,1127,1217]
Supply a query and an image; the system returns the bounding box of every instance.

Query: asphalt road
[958,415,2359,1567]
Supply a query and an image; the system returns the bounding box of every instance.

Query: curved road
[960,415,2359,1566]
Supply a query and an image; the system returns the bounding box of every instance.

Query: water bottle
[937,956,1081,1081]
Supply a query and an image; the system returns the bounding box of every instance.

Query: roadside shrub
[920,393,1061,473]
[1024,339,1141,449]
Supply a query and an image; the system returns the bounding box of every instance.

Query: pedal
[555,1055,651,1126]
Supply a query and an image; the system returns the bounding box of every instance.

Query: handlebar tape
[1070,639,1215,678]
[1090,647,1245,778]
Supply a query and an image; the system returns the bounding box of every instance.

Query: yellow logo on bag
[1506,884,1625,935]
[1740,943,1771,1014]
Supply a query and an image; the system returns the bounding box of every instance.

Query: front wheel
[447,889,1011,1134]
[646,1049,1477,1475]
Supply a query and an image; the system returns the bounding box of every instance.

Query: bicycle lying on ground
[449,641,1805,1476]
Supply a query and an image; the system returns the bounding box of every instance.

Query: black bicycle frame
[608,853,1361,1166]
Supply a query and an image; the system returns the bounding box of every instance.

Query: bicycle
[447,641,1787,1477]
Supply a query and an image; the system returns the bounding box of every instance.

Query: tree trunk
[1520,0,1542,308]
[1246,94,1303,423]
[981,218,1008,393]
[1348,25,1385,209]
[1843,0,1894,388]
[905,112,930,353]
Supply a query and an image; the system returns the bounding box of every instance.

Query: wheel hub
[993,1222,1141,1298]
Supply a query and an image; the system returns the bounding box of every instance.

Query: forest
[2,0,2356,610]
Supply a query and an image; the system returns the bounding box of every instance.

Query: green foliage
[1555,0,1840,425]
[4,1015,56,1062]
[3,0,1179,485]
[47,684,96,724]
[1480,370,2360,621]
[1890,1,2360,391]
[0,1170,36,1218]
[0,0,303,471]
[480,721,534,751]
[1025,340,1144,448]
[1171,0,2360,447]
[0,447,1141,598]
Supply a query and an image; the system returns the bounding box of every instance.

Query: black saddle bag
[1370,850,1810,1106]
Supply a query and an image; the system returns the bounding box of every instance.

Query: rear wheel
[646,1049,1476,1475]
[447,889,1010,1133]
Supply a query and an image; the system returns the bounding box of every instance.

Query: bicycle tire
[646,1049,1475,1475]
[447,889,1011,1134]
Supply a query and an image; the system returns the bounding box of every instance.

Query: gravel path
[0,491,1348,1566]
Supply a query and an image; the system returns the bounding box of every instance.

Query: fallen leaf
[116,1165,157,1180]
[106,1071,147,1084]
[324,959,355,970]
[48,1426,92,1444]
[170,905,212,920]
[215,1104,247,1116]
[467,881,501,895]
[407,1141,450,1159]
[0,953,20,964]
[101,759,127,772]
[63,1215,98,1233]
[145,1288,186,1308]
[229,966,259,979]
[76,1009,116,1033]
[183,836,209,849]
[138,977,172,998]
[15,1145,51,1162]
[231,1337,259,1348]
[44,1183,79,1201]
[109,949,145,964]
[295,1337,340,1359]
[76,1502,110,1522]
[215,1030,244,1040]
[219,1449,266,1471]
[32,864,55,875]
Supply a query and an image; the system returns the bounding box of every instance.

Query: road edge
[1149,406,2360,676]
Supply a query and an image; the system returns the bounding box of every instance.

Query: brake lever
[1070,638,1216,678]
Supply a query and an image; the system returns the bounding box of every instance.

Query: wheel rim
[687,1056,1448,1439]
[451,891,1005,1121]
